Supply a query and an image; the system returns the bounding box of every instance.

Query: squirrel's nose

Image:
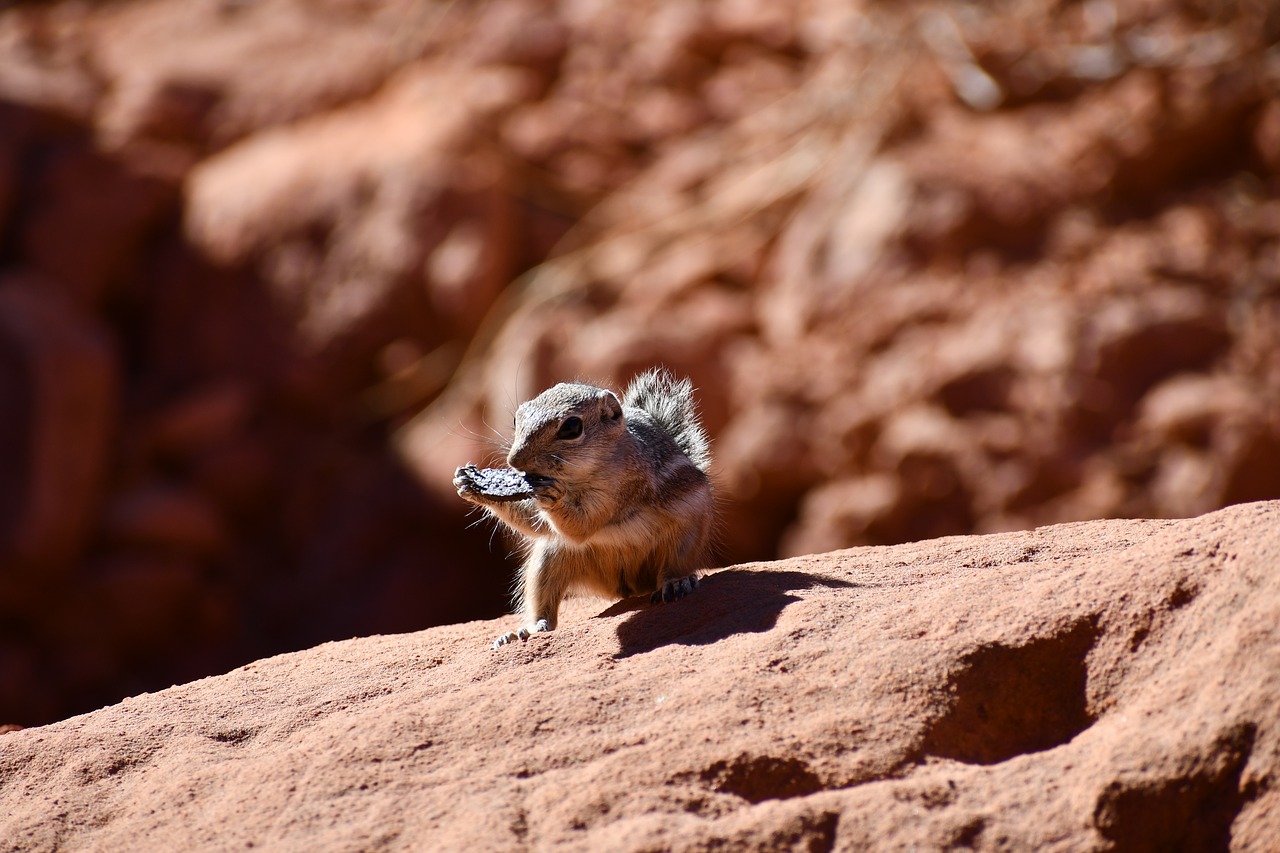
[507,443,529,471]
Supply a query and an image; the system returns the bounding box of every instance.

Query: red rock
[102,484,227,555]
[1,501,1277,850]
[0,5,100,120]
[83,555,207,656]
[1255,99,1280,175]
[187,439,276,518]
[141,382,255,459]
[1134,374,1253,447]
[0,275,117,573]
[91,0,401,151]
[182,63,529,382]
[5,0,1280,737]
[183,63,526,265]
[20,146,174,306]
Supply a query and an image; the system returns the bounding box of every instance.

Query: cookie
[458,464,538,502]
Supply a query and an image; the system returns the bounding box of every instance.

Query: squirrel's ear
[599,390,623,421]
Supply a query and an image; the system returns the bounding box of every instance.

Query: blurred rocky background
[1,0,1277,726]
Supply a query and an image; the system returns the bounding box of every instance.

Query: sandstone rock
[1134,374,1254,447]
[1255,99,1280,175]
[183,62,529,371]
[79,554,208,657]
[91,0,402,151]
[2,501,1277,850]
[5,0,1280,736]
[101,484,227,555]
[140,381,255,460]
[19,143,175,307]
[0,276,117,576]
[0,5,100,120]
[1075,288,1230,418]
[186,438,276,519]
[183,63,527,266]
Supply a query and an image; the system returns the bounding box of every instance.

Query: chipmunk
[454,369,714,649]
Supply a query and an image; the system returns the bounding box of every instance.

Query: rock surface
[2,0,1279,728]
[3,500,1277,851]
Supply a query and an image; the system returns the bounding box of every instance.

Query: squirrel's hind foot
[492,618,552,650]
[651,574,699,604]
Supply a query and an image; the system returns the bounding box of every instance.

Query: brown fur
[453,370,714,648]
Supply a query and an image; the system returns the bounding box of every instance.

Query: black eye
[556,416,583,440]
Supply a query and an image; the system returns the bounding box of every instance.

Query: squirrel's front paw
[453,464,485,502]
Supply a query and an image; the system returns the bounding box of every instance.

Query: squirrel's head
[507,382,625,480]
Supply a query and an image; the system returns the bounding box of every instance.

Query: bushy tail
[623,369,712,473]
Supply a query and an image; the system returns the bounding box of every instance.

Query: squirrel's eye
[556,416,584,440]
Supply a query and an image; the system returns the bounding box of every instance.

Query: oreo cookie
[457,464,538,502]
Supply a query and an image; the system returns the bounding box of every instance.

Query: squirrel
[454,368,714,649]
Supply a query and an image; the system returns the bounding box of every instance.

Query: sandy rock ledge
[3,501,1278,851]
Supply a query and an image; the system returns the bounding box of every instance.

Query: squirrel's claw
[492,618,552,650]
[651,574,699,604]
[453,466,483,501]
